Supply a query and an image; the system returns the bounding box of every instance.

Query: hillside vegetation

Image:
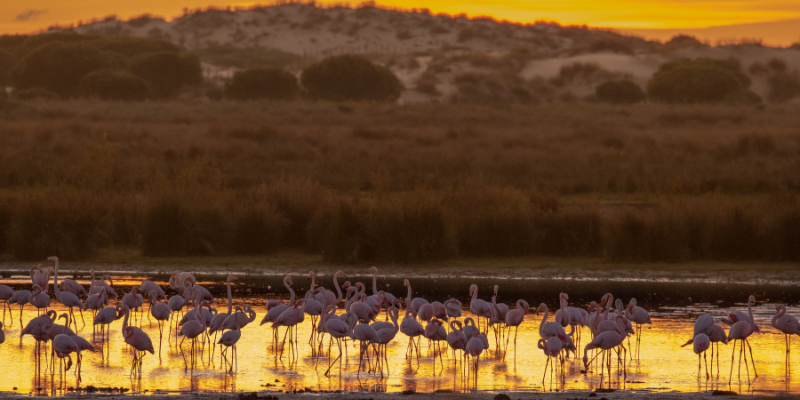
[0,100,798,263]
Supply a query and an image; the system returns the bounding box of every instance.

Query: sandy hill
[50,2,800,104]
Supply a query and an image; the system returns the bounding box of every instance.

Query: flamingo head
[537,338,546,350]
[342,281,351,290]
[536,303,547,315]
[748,295,756,305]
[521,300,530,314]
[228,275,238,283]
[469,284,477,297]
[368,266,377,274]
[47,256,58,262]
[403,279,409,287]
[286,276,294,286]
[493,285,498,295]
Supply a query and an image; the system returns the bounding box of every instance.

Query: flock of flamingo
[0,258,798,389]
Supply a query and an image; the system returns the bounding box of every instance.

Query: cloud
[15,9,46,22]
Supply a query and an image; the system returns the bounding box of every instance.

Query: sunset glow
[2,0,799,45]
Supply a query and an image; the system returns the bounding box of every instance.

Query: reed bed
[0,99,798,262]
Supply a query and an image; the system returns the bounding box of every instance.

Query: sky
[2,0,799,46]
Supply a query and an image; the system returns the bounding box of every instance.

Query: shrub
[225,67,299,100]
[7,191,104,260]
[767,71,800,103]
[141,198,195,256]
[11,33,91,58]
[89,36,180,58]
[647,58,750,103]
[234,205,286,254]
[130,52,202,98]
[11,42,115,97]
[595,80,646,104]
[301,55,402,102]
[81,69,150,101]
[13,87,58,100]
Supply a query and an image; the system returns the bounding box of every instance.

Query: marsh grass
[0,100,799,262]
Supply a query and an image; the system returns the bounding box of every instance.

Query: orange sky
[2,0,799,46]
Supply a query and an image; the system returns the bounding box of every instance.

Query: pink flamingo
[49,256,85,331]
[400,309,425,361]
[29,285,50,315]
[52,333,81,382]
[446,320,467,367]
[0,284,14,325]
[469,284,493,334]
[539,336,564,385]
[727,295,758,383]
[504,299,529,352]
[708,323,728,374]
[59,276,87,298]
[404,279,429,313]
[89,272,117,300]
[8,288,31,324]
[119,304,154,375]
[625,298,651,357]
[305,272,323,343]
[272,299,306,359]
[218,307,244,373]
[682,315,715,346]
[372,305,400,377]
[315,270,346,306]
[220,304,255,332]
[538,303,569,343]
[465,330,484,383]
[368,266,396,308]
[444,298,462,319]
[424,317,448,367]
[692,333,711,380]
[324,313,357,375]
[350,289,373,323]
[93,303,118,345]
[209,276,238,338]
[582,315,628,382]
[122,287,144,325]
[0,322,4,344]
[178,292,207,369]
[351,317,379,377]
[149,290,171,354]
[772,304,800,354]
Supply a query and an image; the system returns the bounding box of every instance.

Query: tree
[89,36,180,59]
[595,80,646,104]
[81,69,150,101]
[301,55,402,102]
[647,58,750,103]
[11,42,115,97]
[225,67,299,100]
[130,52,202,98]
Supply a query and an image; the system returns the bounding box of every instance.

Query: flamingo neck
[405,282,412,308]
[334,273,343,303]
[122,307,129,330]
[540,305,549,326]
[284,278,295,304]
[226,277,233,315]
[53,259,60,295]
[747,299,754,334]
[372,270,378,296]
[471,286,477,302]
[773,305,785,324]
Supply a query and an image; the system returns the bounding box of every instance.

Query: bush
[301,55,402,102]
[130,52,202,98]
[13,87,58,100]
[225,67,299,100]
[81,69,150,100]
[234,205,286,254]
[141,197,231,257]
[89,36,180,58]
[647,58,750,103]
[595,80,646,104]
[11,42,115,97]
[767,71,800,103]
[7,191,104,260]
[11,33,91,58]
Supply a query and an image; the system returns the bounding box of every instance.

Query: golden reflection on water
[1,301,798,396]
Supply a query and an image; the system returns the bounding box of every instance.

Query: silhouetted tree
[130,52,202,98]
[225,67,299,100]
[81,69,150,101]
[301,55,402,102]
[11,42,115,97]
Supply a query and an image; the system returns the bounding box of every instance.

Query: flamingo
[692,333,711,380]
[682,315,715,346]
[122,287,144,325]
[727,295,758,383]
[0,322,4,344]
[0,284,14,325]
[582,314,628,379]
[304,272,323,342]
[218,307,244,373]
[537,303,568,343]
[446,320,467,366]
[324,313,357,375]
[261,276,294,325]
[220,304,255,331]
[469,284,493,334]
[167,282,188,336]
[538,336,564,385]
[424,317,448,366]
[29,285,50,314]
[209,275,238,338]
[51,333,81,382]
[149,290,171,354]
[625,298,651,357]
[49,256,85,332]
[59,276,87,298]
[93,302,118,345]
[30,264,49,293]
[178,292,206,369]
[350,289,373,323]
[315,270,346,306]
[444,298,462,320]
[772,304,800,354]
[8,288,31,323]
[21,310,57,339]
[504,299,529,352]
[89,273,117,300]
[400,309,425,361]
[351,316,379,377]
[372,305,400,376]
[85,286,108,321]
[368,266,396,309]
[465,330,484,382]
[404,279,429,313]
[708,323,729,373]
[272,299,306,359]
[119,304,154,375]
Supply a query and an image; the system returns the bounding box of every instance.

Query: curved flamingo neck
[405,282,413,308]
[471,286,478,302]
[517,299,524,311]
[334,272,343,303]
[284,277,295,304]
[540,304,549,326]
[773,305,786,324]
[226,277,234,314]
[122,307,130,330]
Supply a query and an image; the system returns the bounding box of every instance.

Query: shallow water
[1,274,798,396]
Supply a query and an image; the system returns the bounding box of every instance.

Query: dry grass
[0,99,798,262]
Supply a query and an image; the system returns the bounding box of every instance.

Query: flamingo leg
[745,339,758,377]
